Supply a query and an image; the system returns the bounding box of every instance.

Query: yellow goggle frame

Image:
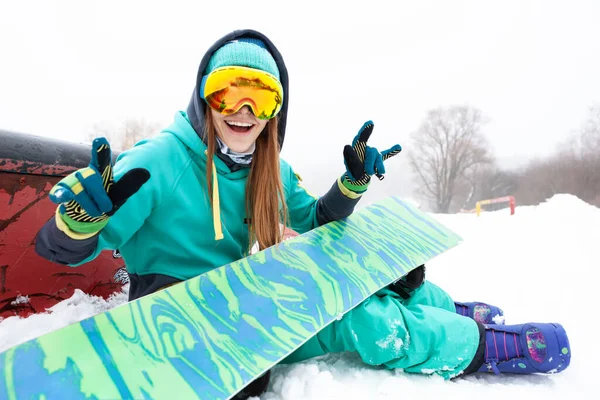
[201,66,283,120]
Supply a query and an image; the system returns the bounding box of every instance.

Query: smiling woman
[200,39,281,154]
[30,28,570,399]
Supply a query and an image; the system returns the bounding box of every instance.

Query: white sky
[1,0,599,196]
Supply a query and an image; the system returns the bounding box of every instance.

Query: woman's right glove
[49,137,150,236]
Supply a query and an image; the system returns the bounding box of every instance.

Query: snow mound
[535,193,599,214]
[0,287,128,353]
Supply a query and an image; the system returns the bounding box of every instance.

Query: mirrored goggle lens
[202,66,283,120]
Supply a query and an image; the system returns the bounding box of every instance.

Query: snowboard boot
[455,301,505,324]
[476,322,571,374]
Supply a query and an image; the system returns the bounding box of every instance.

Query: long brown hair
[204,109,288,252]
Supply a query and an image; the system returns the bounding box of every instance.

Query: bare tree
[580,106,600,153]
[565,106,600,205]
[87,118,161,151]
[462,166,519,210]
[409,106,493,213]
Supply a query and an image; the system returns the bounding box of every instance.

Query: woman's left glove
[341,120,402,193]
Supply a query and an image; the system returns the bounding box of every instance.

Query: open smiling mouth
[226,120,254,134]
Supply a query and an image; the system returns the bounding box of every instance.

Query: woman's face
[211,106,268,153]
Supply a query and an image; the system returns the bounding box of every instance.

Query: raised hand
[342,121,401,193]
[49,138,150,235]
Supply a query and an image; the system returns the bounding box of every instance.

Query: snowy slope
[0,194,597,399]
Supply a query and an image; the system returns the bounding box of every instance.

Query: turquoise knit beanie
[204,38,280,80]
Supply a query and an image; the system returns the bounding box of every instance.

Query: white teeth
[226,121,253,127]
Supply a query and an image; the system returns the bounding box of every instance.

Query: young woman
[35,29,571,398]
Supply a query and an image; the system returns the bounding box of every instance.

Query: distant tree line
[409,105,600,213]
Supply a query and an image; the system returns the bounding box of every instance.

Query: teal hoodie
[35,30,482,380]
[74,110,322,280]
[36,29,362,299]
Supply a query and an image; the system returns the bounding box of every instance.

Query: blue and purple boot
[477,322,571,374]
[455,301,505,325]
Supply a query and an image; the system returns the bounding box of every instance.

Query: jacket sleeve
[35,218,100,265]
[282,160,363,234]
[34,134,180,266]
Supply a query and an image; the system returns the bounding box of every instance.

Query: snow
[0,289,128,351]
[0,194,598,399]
[9,295,29,306]
[375,320,407,351]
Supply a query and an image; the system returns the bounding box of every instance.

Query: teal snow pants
[280,281,480,379]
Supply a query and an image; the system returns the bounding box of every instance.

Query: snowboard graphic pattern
[0,197,462,400]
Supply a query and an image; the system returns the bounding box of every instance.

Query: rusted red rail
[0,129,125,318]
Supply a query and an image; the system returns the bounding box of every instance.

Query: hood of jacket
[186,29,290,151]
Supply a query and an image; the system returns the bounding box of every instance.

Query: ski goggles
[200,66,284,120]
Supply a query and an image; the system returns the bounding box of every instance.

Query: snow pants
[280,281,480,379]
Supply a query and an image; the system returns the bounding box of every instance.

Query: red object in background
[0,129,125,319]
[508,196,516,215]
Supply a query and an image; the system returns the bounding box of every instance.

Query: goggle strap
[199,75,208,100]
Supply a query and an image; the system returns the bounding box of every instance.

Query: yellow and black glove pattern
[341,120,402,193]
[49,137,150,236]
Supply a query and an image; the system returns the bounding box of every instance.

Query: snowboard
[0,196,462,400]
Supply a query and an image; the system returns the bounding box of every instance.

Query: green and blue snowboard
[0,196,462,400]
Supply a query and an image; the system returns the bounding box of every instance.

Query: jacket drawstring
[206,150,224,241]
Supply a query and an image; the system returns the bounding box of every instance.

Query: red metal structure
[475,195,516,216]
[0,129,125,319]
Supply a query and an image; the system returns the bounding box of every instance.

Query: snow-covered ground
[0,194,597,399]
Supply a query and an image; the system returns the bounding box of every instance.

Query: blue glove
[342,121,402,193]
[49,138,150,235]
